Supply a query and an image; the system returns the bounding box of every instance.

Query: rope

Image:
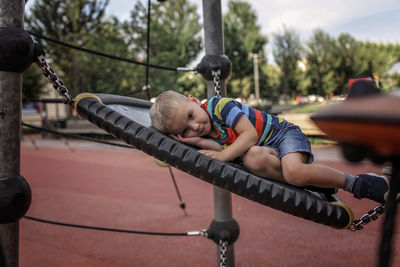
[28,31,177,72]
[24,215,188,236]
[23,98,68,104]
[22,122,132,149]
[144,0,152,100]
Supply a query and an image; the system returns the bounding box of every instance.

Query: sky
[25,0,400,63]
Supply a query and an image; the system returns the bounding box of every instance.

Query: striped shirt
[201,97,289,147]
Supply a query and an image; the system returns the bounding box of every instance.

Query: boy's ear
[188,94,201,104]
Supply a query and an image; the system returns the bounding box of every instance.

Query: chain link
[36,55,74,104]
[219,240,228,267]
[212,70,221,97]
[348,204,385,231]
[348,193,400,231]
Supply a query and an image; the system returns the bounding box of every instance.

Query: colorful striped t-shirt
[201,97,289,147]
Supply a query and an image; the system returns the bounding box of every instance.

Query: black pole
[378,157,400,267]
[0,1,25,266]
[202,1,235,266]
[167,166,188,216]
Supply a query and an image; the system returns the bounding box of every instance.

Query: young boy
[150,90,389,203]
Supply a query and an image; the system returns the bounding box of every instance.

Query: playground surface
[19,137,399,267]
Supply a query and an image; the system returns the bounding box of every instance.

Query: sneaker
[382,167,392,176]
[352,173,389,203]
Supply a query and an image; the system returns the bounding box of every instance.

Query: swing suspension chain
[348,203,385,231]
[219,240,228,267]
[212,70,222,97]
[36,55,74,104]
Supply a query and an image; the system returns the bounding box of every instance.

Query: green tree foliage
[176,73,207,100]
[123,0,202,98]
[80,17,140,96]
[321,33,400,94]
[229,77,252,99]
[295,67,311,96]
[260,64,282,101]
[303,31,400,96]
[272,26,303,99]
[304,29,337,96]
[22,65,47,101]
[330,33,359,94]
[353,42,400,91]
[26,0,110,96]
[223,0,268,98]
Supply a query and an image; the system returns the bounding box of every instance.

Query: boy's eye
[188,112,193,119]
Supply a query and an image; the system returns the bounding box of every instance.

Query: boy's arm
[199,115,258,162]
[170,134,223,151]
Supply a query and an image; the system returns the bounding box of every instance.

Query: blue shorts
[265,125,314,164]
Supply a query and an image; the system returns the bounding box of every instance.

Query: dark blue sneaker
[352,173,389,203]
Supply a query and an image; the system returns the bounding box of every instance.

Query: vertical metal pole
[202,1,235,266]
[202,0,227,98]
[378,157,400,267]
[0,0,25,266]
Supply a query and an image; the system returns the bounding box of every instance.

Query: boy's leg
[274,125,348,188]
[281,152,389,203]
[280,152,346,188]
[242,146,284,181]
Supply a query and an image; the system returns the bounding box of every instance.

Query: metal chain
[348,192,400,231]
[212,70,222,97]
[36,55,74,104]
[348,204,385,231]
[219,240,228,267]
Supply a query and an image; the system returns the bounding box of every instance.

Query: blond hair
[150,90,189,133]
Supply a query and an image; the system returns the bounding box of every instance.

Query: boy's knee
[245,146,277,158]
[243,146,278,172]
[283,163,309,186]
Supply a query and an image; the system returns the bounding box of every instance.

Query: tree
[123,0,202,98]
[26,0,110,96]
[353,42,400,91]
[305,29,337,96]
[223,0,268,98]
[229,77,252,99]
[176,73,207,100]
[272,25,303,99]
[260,64,282,102]
[80,17,141,96]
[22,65,47,101]
[330,33,359,94]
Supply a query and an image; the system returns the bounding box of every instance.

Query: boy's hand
[198,150,227,162]
[170,134,202,146]
[171,134,223,151]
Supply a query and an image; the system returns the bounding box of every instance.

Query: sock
[343,173,358,192]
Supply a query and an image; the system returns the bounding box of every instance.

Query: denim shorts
[265,125,314,164]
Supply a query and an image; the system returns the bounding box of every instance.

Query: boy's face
[168,95,212,138]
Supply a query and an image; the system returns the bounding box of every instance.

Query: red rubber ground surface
[19,139,399,266]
